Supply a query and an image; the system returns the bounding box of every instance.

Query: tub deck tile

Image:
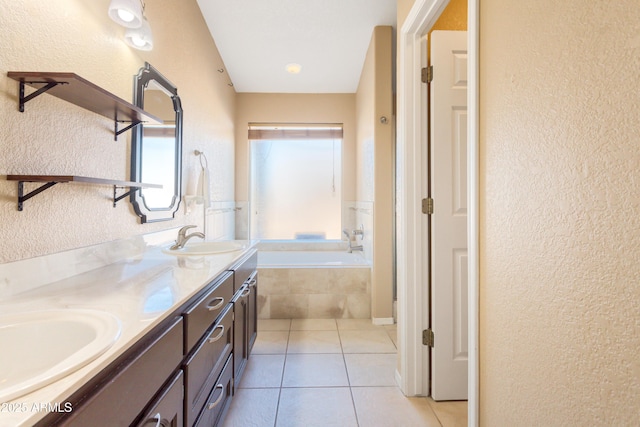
[257,254,372,320]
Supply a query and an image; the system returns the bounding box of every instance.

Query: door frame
[396,0,479,424]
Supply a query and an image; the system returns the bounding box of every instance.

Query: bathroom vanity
[0,237,257,427]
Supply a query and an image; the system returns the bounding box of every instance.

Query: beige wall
[0,0,235,263]
[479,1,640,424]
[430,0,466,32]
[397,0,640,424]
[356,38,376,203]
[234,93,357,205]
[397,0,416,32]
[356,26,394,320]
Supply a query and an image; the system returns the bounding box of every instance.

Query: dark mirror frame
[130,62,183,223]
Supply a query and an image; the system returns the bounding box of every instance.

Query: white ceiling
[195,0,397,93]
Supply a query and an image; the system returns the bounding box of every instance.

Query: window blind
[248,124,343,140]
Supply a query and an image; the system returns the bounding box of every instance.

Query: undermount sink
[162,240,247,256]
[0,309,121,402]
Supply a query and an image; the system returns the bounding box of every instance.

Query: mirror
[130,62,183,223]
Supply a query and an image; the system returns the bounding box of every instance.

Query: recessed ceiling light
[286,63,302,74]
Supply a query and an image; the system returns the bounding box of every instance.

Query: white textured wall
[480,0,640,424]
[0,0,235,263]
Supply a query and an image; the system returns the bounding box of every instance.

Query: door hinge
[421,66,433,83]
[423,329,434,347]
[422,198,434,215]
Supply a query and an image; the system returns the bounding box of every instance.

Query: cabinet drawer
[62,317,183,427]
[194,355,233,427]
[231,250,257,292]
[135,370,183,427]
[184,305,233,427]
[183,271,234,353]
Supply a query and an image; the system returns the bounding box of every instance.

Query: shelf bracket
[114,120,143,141]
[18,81,68,112]
[17,181,58,211]
[113,185,137,207]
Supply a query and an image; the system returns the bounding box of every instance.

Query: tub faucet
[348,244,363,253]
[170,225,205,250]
[342,228,363,253]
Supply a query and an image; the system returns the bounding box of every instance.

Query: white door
[430,30,468,401]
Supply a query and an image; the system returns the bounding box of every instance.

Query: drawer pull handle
[249,278,257,287]
[208,325,225,343]
[207,384,225,410]
[146,413,164,427]
[206,297,225,311]
[240,287,251,298]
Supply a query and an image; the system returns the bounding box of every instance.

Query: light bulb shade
[124,17,153,51]
[108,0,143,28]
[286,63,302,74]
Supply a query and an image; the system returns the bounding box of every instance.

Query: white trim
[397,0,479,425]
[397,0,450,398]
[372,317,395,325]
[467,0,480,424]
[395,369,403,389]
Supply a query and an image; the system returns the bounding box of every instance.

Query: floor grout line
[271,325,291,427]
[339,330,362,427]
[234,319,463,427]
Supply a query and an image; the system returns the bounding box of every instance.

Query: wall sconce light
[108,0,153,51]
[108,0,143,27]
[124,16,153,51]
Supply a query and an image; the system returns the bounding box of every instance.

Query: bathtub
[258,250,369,268]
[256,251,371,319]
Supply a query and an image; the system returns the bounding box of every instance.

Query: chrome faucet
[342,228,363,253]
[170,225,205,250]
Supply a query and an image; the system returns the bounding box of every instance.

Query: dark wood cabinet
[183,271,234,353]
[231,251,257,293]
[229,251,258,391]
[193,356,233,427]
[184,249,258,426]
[183,305,233,427]
[135,371,184,427]
[232,284,250,384]
[231,271,259,387]
[34,249,258,427]
[248,273,258,353]
[40,317,184,427]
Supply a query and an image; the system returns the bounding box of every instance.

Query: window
[249,124,343,240]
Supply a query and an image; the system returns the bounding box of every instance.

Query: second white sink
[0,309,121,402]
[163,240,247,256]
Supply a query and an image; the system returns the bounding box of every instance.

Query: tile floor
[222,319,467,427]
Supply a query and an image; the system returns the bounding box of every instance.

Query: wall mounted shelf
[7,72,162,141]
[6,175,162,211]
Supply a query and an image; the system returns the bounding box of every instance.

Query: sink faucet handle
[170,225,204,250]
[178,225,197,236]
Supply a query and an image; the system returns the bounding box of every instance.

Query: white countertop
[0,238,256,427]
